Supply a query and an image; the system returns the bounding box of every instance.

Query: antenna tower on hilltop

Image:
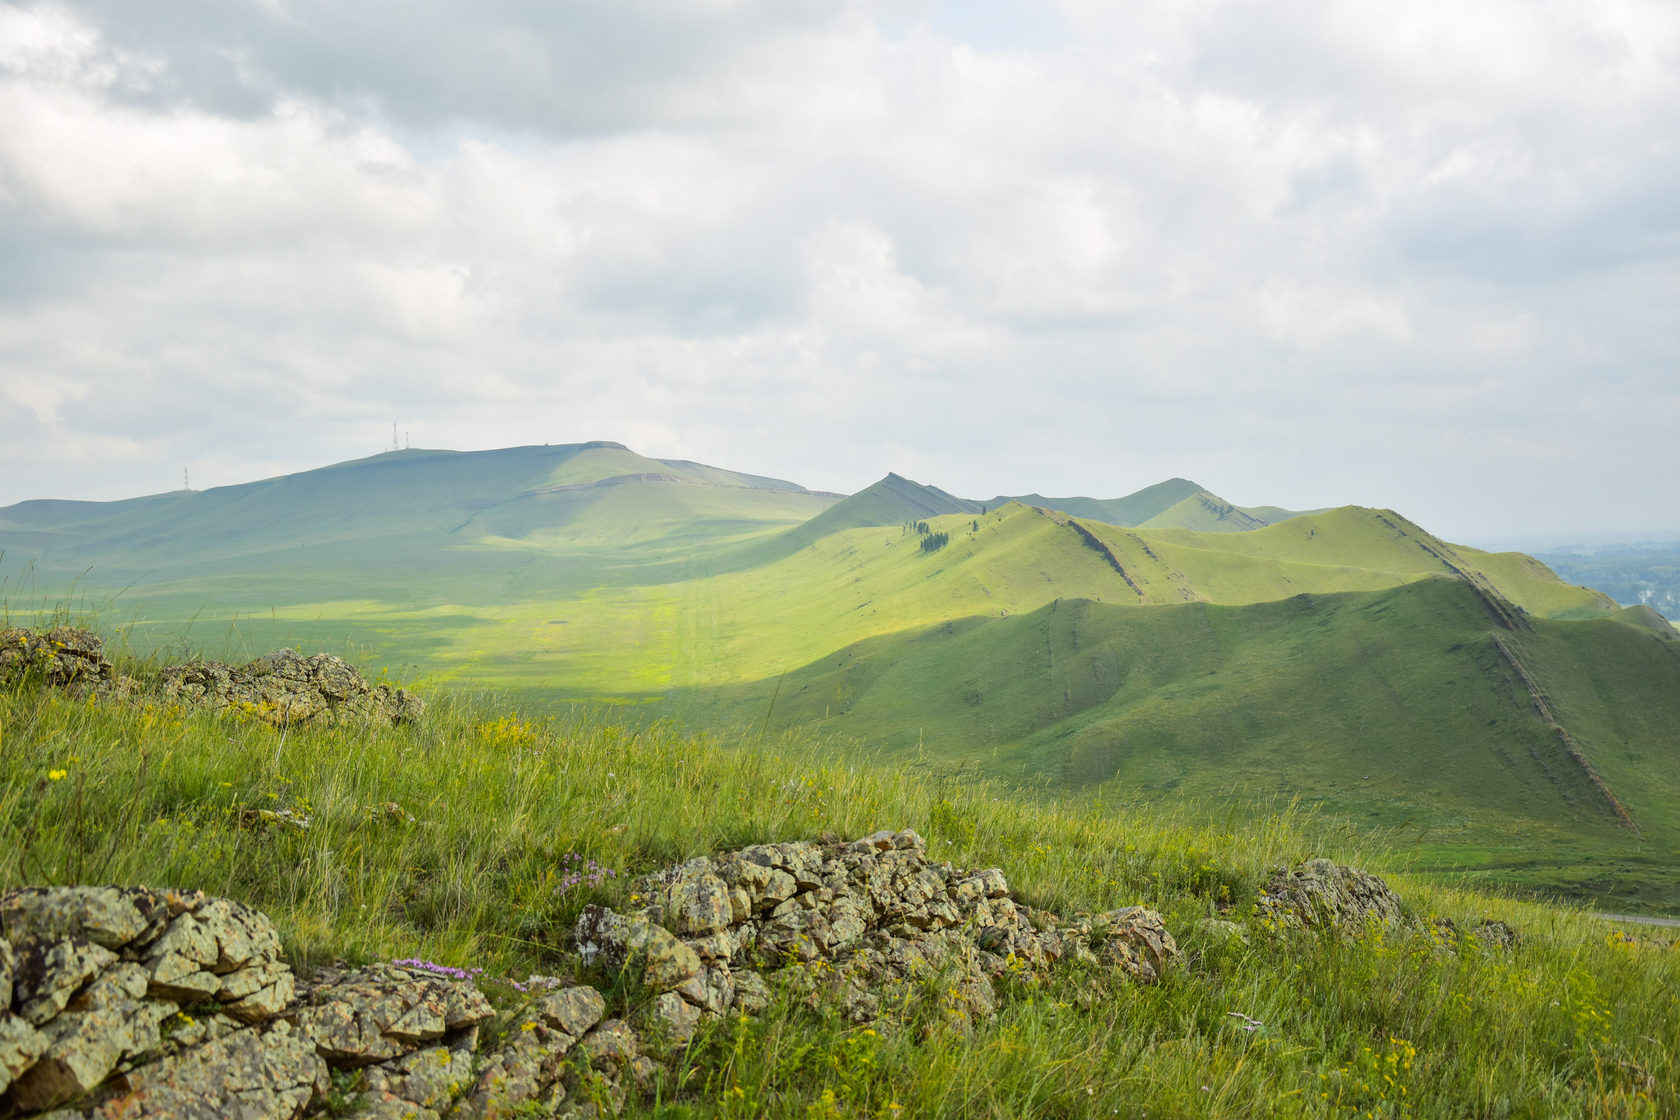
[393,422,399,452]
[183,467,189,491]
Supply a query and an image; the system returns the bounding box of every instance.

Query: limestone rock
[0,1012,50,1098]
[1081,907,1180,983]
[730,971,771,1014]
[0,829,1190,1117]
[87,1020,326,1120]
[1257,859,1404,931]
[572,908,701,993]
[11,939,119,1026]
[358,1045,477,1119]
[1472,919,1521,949]
[6,998,158,1112]
[633,860,733,938]
[0,628,112,687]
[574,1020,638,1073]
[159,648,423,729]
[528,987,606,1039]
[1,887,156,952]
[298,965,493,1068]
[447,995,595,1120]
[643,992,702,1045]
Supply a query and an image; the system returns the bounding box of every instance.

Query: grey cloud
[57,0,876,134]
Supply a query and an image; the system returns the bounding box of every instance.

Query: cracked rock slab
[299,966,493,1068]
[86,1021,326,1120]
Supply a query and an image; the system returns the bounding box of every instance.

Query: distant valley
[4,441,1678,911]
[1531,543,1680,622]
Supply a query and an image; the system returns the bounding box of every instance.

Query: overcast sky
[1,0,1675,539]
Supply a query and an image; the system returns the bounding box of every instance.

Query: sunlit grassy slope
[5,442,1670,909]
[431,501,1615,695]
[677,579,1680,908]
[991,477,1318,530]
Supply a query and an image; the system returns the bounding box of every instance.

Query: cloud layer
[2,0,1676,537]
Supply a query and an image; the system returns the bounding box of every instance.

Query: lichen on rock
[0,629,113,688]
[0,627,423,730]
[158,649,424,729]
[1255,858,1406,931]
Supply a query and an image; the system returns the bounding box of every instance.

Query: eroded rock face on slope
[0,831,1179,1119]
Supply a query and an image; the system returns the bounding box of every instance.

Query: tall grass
[1,664,1673,1118]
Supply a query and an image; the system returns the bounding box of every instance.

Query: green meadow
[4,441,1677,912]
[2,660,1675,1118]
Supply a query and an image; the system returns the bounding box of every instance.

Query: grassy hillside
[993,477,1205,525]
[0,442,839,671]
[994,478,1320,531]
[2,659,1675,1118]
[423,502,1615,698]
[4,444,1667,912]
[0,442,837,580]
[678,578,1680,910]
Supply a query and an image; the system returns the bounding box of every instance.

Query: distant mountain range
[5,441,1678,909]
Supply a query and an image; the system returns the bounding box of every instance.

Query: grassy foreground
[1,661,1675,1118]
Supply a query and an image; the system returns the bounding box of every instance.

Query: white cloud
[0,0,1675,536]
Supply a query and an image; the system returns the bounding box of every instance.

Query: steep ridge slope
[472,499,1616,698]
[1138,492,1270,532]
[676,579,1680,903]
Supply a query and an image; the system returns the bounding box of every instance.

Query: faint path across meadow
[1593,912,1680,928]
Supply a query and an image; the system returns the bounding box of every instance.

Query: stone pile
[0,831,1179,1120]
[0,629,113,689]
[0,627,423,729]
[158,649,424,729]
[578,828,1178,1048]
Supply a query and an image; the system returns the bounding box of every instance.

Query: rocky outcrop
[0,831,1177,1119]
[0,627,422,729]
[1255,860,1529,962]
[0,886,305,1116]
[575,828,1178,1045]
[1255,859,1405,931]
[0,629,112,688]
[158,649,424,728]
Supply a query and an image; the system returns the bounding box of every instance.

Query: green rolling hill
[4,441,1675,909]
[995,478,1320,531]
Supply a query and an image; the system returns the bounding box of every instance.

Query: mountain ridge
[4,440,1671,907]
